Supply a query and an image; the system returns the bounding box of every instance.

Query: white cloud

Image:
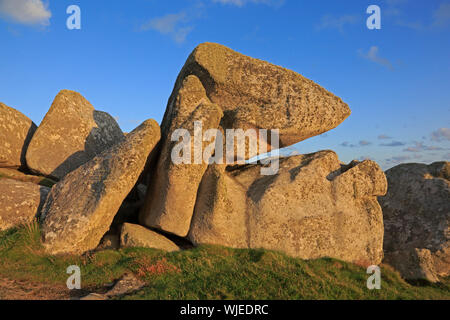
[359,46,394,70]
[316,14,359,32]
[0,0,51,26]
[141,0,282,43]
[431,127,450,142]
[141,12,193,44]
[212,0,284,7]
[142,12,185,34]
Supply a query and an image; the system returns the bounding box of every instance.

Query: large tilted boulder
[379,162,450,282]
[0,102,37,168]
[161,42,351,149]
[188,151,387,265]
[140,102,223,237]
[0,179,50,231]
[41,119,160,255]
[26,90,124,180]
[141,43,351,238]
[120,223,180,252]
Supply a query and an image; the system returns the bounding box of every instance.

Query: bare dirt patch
[0,277,75,300]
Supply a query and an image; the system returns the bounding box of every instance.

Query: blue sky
[0,0,449,169]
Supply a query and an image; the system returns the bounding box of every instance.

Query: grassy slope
[0,223,448,300]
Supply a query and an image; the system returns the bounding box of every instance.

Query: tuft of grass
[0,225,448,300]
[21,221,43,253]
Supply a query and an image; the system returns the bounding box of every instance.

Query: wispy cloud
[432,2,450,27]
[387,1,450,30]
[384,0,409,16]
[316,14,359,32]
[404,141,444,153]
[378,134,393,140]
[0,0,51,26]
[384,0,426,30]
[359,46,394,70]
[384,155,412,166]
[141,0,282,43]
[396,20,425,31]
[212,0,284,7]
[380,141,406,147]
[431,127,450,142]
[340,142,356,148]
[340,140,372,148]
[391,156,411,162]
[385,0,408,5]
[141,12,193,44]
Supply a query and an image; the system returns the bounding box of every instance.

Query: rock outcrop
[189,151,387,265]
[41,119,160,255]
[0,179,50,231]
[161,42,351,149]
[26,90,124,180]
[0,102,37,168]
[140,102,223,237]
[2,43,405,272]
[140,43,351,238]
[379,162,450,282]
[120,223,180,252]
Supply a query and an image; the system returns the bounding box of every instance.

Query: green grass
[0,223,449,300]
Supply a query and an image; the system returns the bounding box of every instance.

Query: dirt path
[0,277,75,300]
[0,273,144,300]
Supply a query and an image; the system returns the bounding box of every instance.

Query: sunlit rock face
[26,90,124,180]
